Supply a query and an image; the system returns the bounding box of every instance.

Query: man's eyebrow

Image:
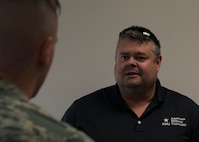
[119,52,130,55]
[135,52,147,55]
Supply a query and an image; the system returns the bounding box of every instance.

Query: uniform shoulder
[0,97,93,142]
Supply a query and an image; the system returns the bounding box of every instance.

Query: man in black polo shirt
[61,25,199,142]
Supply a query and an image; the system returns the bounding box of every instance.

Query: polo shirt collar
[113,79,164,107]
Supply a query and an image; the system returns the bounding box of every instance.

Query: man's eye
[120,56,129,61]
[136,56,147,61]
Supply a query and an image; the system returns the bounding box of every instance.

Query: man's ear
[39,36,55,66]
[157,55,162,72]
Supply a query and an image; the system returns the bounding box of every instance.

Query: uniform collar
[0,77,28,101]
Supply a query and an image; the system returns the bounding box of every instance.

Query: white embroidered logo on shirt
[162,117,187,127]
[162,118,170,126]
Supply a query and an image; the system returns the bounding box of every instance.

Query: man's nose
[127,57,137,67]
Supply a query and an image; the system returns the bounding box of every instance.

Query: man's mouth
[126,71,139,76]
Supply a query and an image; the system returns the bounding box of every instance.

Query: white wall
[32,0,199,120]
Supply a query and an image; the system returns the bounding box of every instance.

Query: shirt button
[138,120,142,124]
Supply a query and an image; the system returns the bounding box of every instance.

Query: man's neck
[119,84,156,117]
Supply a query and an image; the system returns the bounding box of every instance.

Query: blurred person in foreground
[0,0,93,142]
[61,25,199,142]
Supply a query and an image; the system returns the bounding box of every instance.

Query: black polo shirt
[61,80,199,142]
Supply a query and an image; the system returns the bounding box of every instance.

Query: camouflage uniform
[0,78,94,142]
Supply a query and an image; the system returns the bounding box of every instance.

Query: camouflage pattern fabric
[0,78,94,142]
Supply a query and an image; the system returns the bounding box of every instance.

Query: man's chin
[124,82,141,88]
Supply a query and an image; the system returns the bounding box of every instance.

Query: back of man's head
[0,0,60,98]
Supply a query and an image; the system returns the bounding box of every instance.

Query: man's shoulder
[75,85,116,102]
[0,96,93,142]
[0,122,93,142]
[161,86,199,107]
